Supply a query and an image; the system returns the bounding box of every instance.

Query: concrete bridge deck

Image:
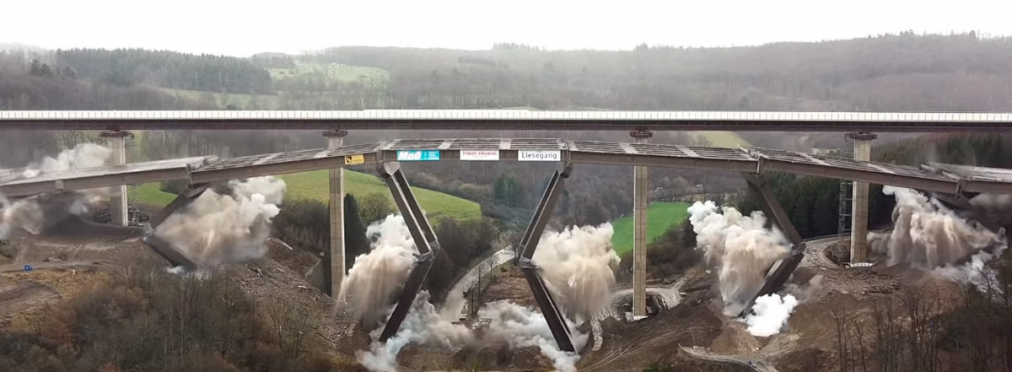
[4,110,1012,132]
[2,138,1009,198]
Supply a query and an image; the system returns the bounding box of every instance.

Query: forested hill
[305,32,1012,112]
[55,49,273,94]
[4,33,1012,113]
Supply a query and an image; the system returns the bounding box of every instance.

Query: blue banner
[397,150,441,161]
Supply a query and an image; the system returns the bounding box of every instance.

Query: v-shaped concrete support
[141,183,209,270]
[739,173,806,318]
[377,162,440,343]
[517,165,576,352]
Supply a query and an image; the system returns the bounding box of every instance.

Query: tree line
[55,48,273,94]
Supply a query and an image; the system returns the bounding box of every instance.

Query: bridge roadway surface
[5,110,1012,132]
[4,138,1012,198]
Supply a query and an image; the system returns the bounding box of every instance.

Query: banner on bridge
[460,150,499,161]
[518,150,561,162]
[397,150,441,161]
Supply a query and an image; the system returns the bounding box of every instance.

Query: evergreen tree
[343,194,369,272]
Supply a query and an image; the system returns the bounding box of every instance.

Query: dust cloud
[20,143,111,178]
[357,291,472,372]
[339,214,417,327]
[688,201,790,314]
[348,219,606,372]
[0,144,112,239]
[745,294,799,337]
[153,176,285,267]
[533,223,620,323]
[875,186,1005,269]
[479,301,588,372]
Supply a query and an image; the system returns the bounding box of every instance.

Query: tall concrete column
[100,131,132,226]
[631,129,652,318]
[323,130,348,299]
[847,132,877,263]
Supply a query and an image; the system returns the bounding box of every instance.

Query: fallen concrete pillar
[739,173,806,317]
[517,165,576,352]
[100,131,132,226]
[630,129,652,318]
[323,130,348,298]
[148,184,209,229]
[376,162,441,343]
[848,132,877,263]
[141,233,198,270]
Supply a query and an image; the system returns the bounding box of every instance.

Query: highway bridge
[4,138,1012,352]
[3,139,1011,197]
[4,110,1012,132]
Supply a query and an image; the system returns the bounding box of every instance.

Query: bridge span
[4,110,1012,132]
[4,138,1012,352]
[3,138,1010,197]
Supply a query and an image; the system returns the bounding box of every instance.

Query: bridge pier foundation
[847,132,877,263]
[100,131,132,226]
[323,130,348,299]
[630,129,652,318]
[376,162,441,343]
[517,165,576,352]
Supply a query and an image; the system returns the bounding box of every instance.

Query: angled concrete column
[518,165,575,352]
[630,129,652,318]
[376,162,440,343]
[323,130,348,298]
[848,132,877,263]
[100,131,132,226]
[739,173,806,317]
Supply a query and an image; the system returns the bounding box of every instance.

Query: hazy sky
[3,0,1010,56]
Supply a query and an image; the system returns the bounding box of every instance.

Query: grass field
[610,202,691,256]
[159,87,281,109]
[269,63,389,85]
[128,170,481,222]
[128,183,177,206]
[692,131,750,148]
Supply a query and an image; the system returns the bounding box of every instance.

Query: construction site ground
[0,216,976,372]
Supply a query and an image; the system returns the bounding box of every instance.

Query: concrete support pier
[847,132,877,263]
[100,131,132,226]
[323,130,348,299]
[630,129,652,318]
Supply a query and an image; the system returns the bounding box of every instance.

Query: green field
[159,87,281,109]
[610,202,691,256]
[692,131,750,148]
[269,63,389,85]
[129,170,481,222]
[128,183,177,206]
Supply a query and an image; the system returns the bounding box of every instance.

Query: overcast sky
[3,0,1010,56]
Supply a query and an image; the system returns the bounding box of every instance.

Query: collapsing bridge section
[6,138,1012,350]
[5,139,1011,199]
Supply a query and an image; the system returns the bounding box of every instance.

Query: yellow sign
[345,154,365,165]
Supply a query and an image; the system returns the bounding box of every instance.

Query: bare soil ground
[0,217,365,367]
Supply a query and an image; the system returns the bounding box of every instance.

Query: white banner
[518,150,561,162]
[460,150,500,161]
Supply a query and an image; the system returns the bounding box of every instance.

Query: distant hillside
[0,42,45,53]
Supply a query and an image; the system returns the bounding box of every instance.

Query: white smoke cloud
[533,223,619,323]
[340,214,417,327]
[933,247,1006,293]
[154,177,285,267]
[347,218,606,372]
[21,143,112,178]
[875,186,1005,269]
[479,301,588,372]
[0,144,112,238]
[357,291,473,372]
[688,201,790,314]
[745,294,798,337]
